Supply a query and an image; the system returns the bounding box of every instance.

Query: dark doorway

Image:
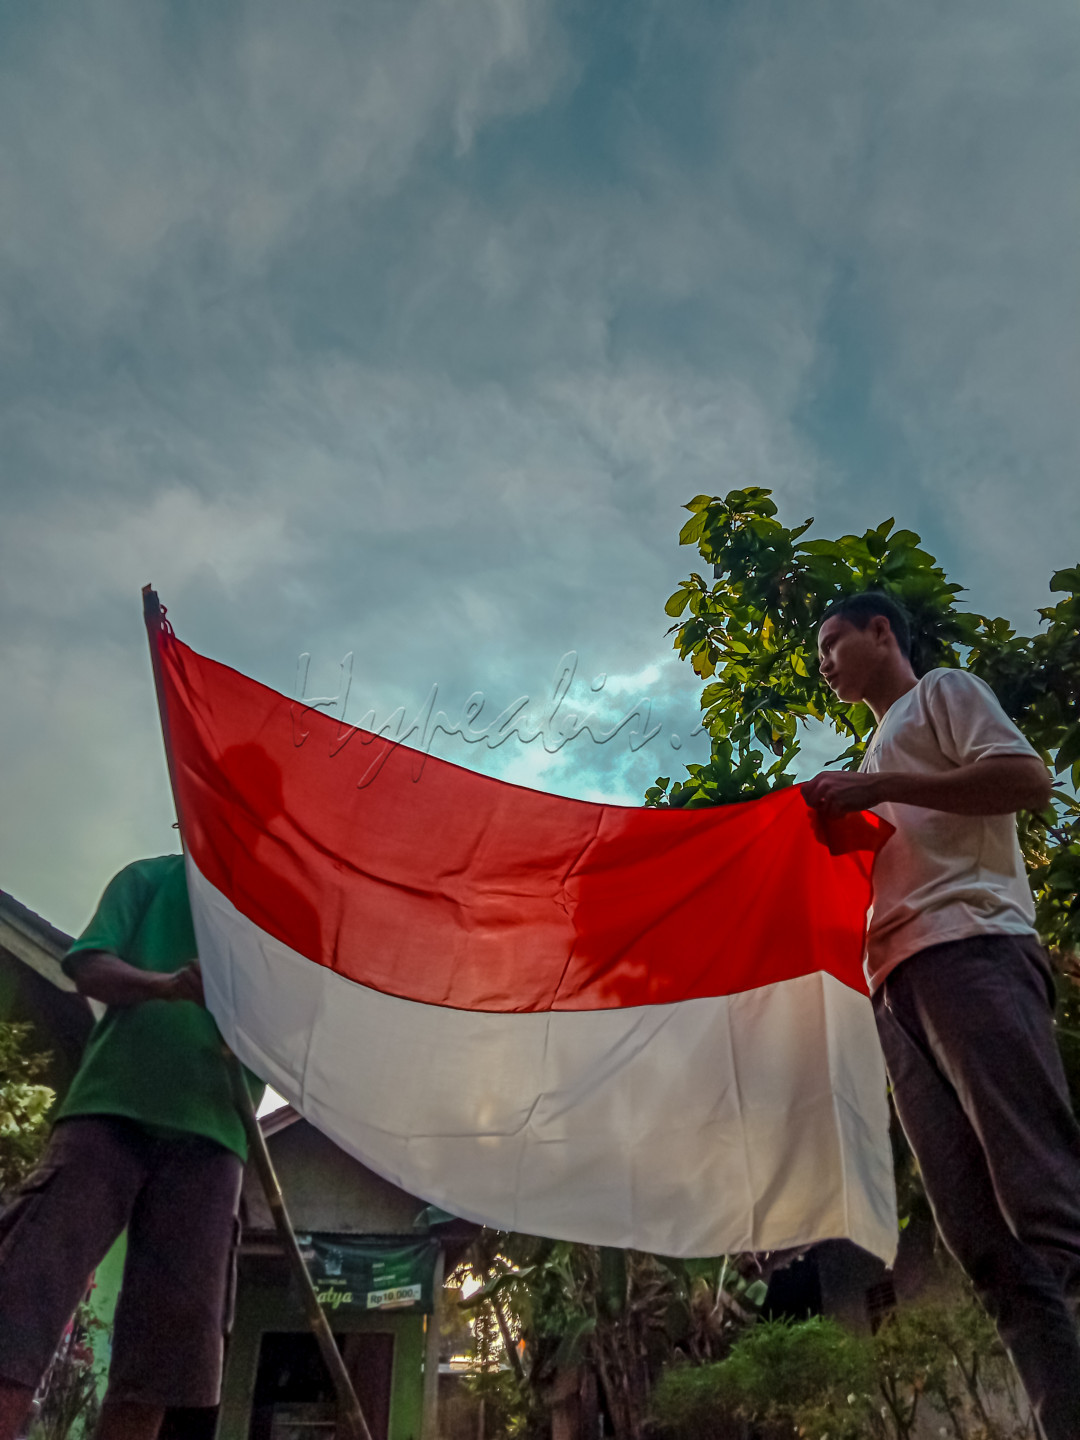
[762,1252,823,1322]
[248,1331,394,1440]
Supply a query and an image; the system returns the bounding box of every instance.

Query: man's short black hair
[819,591,912,658]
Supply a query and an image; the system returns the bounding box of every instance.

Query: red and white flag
[153,621,897,1261]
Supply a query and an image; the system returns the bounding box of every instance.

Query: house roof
[0,887,77,992]
[260,1102,303,1139]
[246,1107,476,1242]
[0,887,95,1083]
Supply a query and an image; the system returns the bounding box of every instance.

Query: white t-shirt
[860,667,1039,992]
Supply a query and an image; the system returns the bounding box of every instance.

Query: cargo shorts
[0,1115,243,1408]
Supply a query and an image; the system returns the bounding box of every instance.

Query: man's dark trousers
[875,934,1080,1440]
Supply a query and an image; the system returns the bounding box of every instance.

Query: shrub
[651,1317,876,1440]
[652,1297,1035,1440]
[649,1360,741,1440]
[0,1020,55,1195]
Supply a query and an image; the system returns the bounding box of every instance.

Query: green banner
[297,1235,439,1314]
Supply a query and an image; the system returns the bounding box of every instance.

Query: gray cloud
[1,0,1078,930]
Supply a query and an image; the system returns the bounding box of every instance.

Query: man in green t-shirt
[0,855,264,1440]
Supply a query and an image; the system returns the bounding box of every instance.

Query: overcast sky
[2,0,1078,936]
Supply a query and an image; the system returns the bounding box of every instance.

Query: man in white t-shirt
[804,591,1080,1440]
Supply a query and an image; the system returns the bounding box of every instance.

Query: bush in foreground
[651,1299,1034,1440]
[651,1316,873,1439]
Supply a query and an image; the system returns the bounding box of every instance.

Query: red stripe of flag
[158,629,888,1013]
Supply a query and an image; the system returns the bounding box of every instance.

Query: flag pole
[224,1058,375,1440]
[140,586,374,1440]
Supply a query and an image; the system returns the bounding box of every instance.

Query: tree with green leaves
[453,1237,773,1440]
[652,487,1079,960]
[650,1290,1033,1440]
[0,1020,55,1196]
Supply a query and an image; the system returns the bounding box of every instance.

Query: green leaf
[881,550,915,579]
[1050,566,1080,594]
[684,494,716,514]
[672,1256,723,1285]
[664,587,692,618]
[679,511,708,546]
[1056,721,1080,774]
[554,1314,596,1369]
[743,1279,769,1308]
[798,539,847,558]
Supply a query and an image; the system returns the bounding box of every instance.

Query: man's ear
[870,615,895,648]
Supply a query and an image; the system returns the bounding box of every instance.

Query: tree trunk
[592,1319,651,1440]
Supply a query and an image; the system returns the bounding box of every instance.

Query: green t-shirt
[58,854,264,1159]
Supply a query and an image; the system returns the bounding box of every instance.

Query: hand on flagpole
[163,962,205,1007]
[69,952,206,1008]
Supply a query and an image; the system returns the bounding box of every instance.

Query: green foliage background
[651,1297,1032,1440]
[453,1237,773,1440]
[0,1020,55,1195]
[652,488,1080,958]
